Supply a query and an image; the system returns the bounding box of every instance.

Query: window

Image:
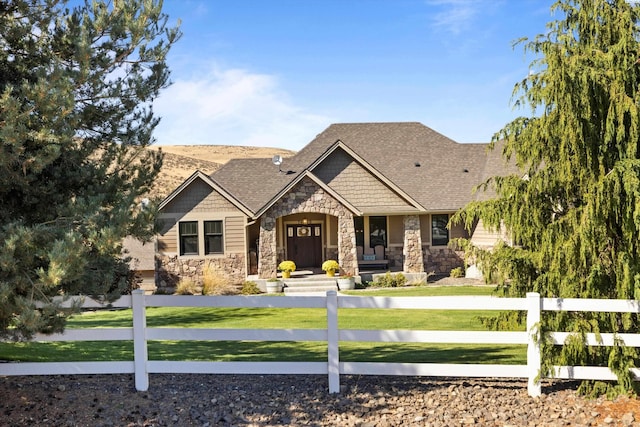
[179,220,225,256]
[179,221,199,255]
[369,216,387,247]
[431,214,449,246]
[204,220,223,254]
[354,217,364,247]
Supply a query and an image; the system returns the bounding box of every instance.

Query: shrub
[373,272,407,288]
[175,278,199,295]
[450,267,464,278]
[240,281,261,295]
[321,260,340,272]
[202,264,237,295]
[278,260,296,272]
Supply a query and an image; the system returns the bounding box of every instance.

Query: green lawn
[0,286,526,364]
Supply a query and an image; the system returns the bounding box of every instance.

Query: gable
[161,177,238,214]
[312,148,416,213]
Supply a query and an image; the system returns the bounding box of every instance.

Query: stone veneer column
[337,213,358,275]
[258,215,277,278]
[403,215,424,273]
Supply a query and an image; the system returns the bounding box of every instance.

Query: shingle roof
[209,122,516,215]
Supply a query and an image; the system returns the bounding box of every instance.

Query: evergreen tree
[0,0,180,340]
[456,0,640,395]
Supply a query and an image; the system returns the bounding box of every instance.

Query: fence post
[526,292,541,397]
[132,289,149,391]
[326,290,340,393]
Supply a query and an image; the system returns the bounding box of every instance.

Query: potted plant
[265,278,283,294]
[321,260,340,277]
[278,260,296,279]
[337,274,355,290]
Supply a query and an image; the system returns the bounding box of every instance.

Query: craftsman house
[155,122,512,287]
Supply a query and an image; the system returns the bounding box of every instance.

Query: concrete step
[282,279,337,287]
[283,287,337,296]
[283,279,337,296]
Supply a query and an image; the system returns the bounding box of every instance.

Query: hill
[149,145,296,199]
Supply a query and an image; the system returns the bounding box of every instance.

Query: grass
[0,285,526,364]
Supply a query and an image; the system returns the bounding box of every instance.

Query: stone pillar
[258,214,278,278]
[403,215,424,273]
[337,213,358,275]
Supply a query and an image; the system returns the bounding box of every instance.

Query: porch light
[301,218,308,225]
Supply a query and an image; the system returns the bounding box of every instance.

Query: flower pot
[282,271,291,279]
[326,270,335,277]
[337,277,355,290]
[266,281,283,294]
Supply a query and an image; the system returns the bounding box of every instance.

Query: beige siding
[313,148,414,211]
[163,179,238,214]
[470,219,508,248]
[328,215,338,246]
[157,219,177,254]
[388,216,404,245]
[157,177,249,257]
[420,215,431,243]
[419,213,463,245]
[450,221,469,240]
[225,216,246,252]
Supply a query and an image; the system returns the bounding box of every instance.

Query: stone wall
[156,253,246,293]
[257,215,277,278]
[388,247,402,267]
[258,177,358,278]
[423,246,465,275]
[403,215,424,273]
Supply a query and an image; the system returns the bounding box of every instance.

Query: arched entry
[286,223,322,268]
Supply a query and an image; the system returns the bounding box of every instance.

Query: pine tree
[456,0,640,395]
[0,0,180,340]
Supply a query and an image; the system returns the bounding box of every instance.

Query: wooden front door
[286,224,322,268]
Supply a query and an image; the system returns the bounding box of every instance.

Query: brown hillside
[150,145,296,199]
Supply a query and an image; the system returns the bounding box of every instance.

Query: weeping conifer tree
[0,1,180,340]
[455,0,640,395]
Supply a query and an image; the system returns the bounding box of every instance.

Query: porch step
[283,279,337,296]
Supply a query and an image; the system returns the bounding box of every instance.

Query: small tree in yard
[455,0,640,396]
[0,1,180,340]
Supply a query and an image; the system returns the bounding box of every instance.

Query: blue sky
[153,0,554,151]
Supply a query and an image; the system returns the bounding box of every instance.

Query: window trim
[178,219,225,257]
[354,216,364,248]
[431,214,449,246]
[179,221,199,256]
[368,216,388,248]
[204,220,224,255]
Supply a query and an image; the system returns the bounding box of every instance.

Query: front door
[286,224,322,268]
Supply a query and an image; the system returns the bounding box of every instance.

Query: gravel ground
[3,374,640,426]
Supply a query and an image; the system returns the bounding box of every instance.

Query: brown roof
[208,122,517,215]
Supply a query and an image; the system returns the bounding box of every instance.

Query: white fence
[2,290,640,397]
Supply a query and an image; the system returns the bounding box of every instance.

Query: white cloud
[427,0,493,35]
[152,65,332,150]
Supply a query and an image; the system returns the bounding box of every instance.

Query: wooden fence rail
[2,290,640,397]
